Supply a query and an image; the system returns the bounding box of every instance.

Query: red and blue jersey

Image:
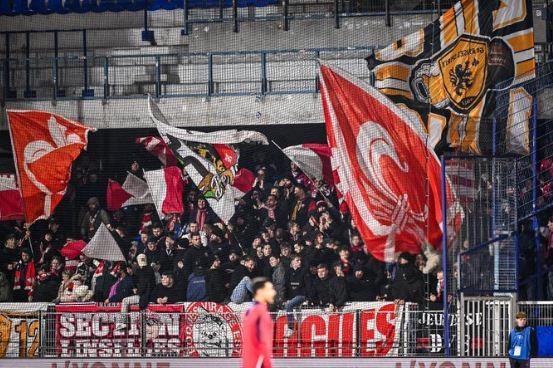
[241,302,273,368]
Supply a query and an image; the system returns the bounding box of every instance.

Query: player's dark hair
[252,277,270,296]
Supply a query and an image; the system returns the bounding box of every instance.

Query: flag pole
[270,140,334,206]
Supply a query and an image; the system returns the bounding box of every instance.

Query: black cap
[399,252,416,264]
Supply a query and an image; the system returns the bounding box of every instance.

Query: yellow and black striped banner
[367,0,535,154]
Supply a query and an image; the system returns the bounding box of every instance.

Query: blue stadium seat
[12,0,31,15]
[117,0,144,11]
[45,0,70,14]
[96,0,124,12]
[0,1,13,15]
[147,0,182,11]
[30,0,51,14]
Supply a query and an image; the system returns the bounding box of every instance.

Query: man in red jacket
[241,277,276,368]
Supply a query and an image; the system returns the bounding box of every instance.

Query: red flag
[107,179,132,211]
[136,136,178,167]
[143,166,184,217]
[212,144,238,169]
[6,111,94,224]
[232,168,255,198]
[61,240,87,260]
[319,64,461,262]
[0,174,24,221]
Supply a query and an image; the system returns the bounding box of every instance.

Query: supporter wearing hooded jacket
[80,197,110,240]
[391,252,425,304]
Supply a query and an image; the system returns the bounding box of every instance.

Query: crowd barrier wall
[6,358,553,367]
[0,301,551,359]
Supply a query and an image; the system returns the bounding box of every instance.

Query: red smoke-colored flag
[282,143,334,185]
[136,136,178,167]
[0,174,24,221]
[319,64,461,262]
[143,166,184,218]
[6,111,94,224]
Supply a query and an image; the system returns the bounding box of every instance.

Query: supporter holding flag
[12,248,36,302]
[319,63,461,262]
[282,143,334,186]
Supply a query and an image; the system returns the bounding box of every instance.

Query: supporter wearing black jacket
[0,234,20,287]
[33,270,61,302]
[329,263,348,309]
[205,258,227,303]
[93,264,117,302]
[346,265,377,301]
[135,254,156,309]
[289,185,315,228]
[144,239,161,267]
[150,272,180,304]
[310,264,333,307]
[181,234,213,284]
[158,236,176,274]
[284,255,310,300]
[258,195,289,230]
[228,257,257,294]
[391,252,425,304]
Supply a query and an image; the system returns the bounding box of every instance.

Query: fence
[0,47,371,102]
[458,295,514,357]
[0,301,426,358]
[3,299,547,359]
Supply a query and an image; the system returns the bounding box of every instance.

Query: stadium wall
[7,358,553,367]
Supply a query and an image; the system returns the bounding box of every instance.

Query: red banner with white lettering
[55,304,185,357]
[54,302,402,358]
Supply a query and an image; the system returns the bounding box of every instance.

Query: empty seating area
[1,47,371,100]
[0,0,279,16]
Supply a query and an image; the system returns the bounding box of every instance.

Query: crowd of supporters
[0,154,448,318]
[4,149,552,320]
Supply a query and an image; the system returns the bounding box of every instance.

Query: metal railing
[2,303,435,358]
[518,301,553,327]
[0,46,372,102]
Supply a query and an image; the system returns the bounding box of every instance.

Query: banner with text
[54,302,403,358]
[0,303,48,358]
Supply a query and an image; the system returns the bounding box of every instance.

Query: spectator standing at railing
[33,265,61,302]
[391,252,424,304]
[283,255,309,337]
[150,271,180,304]
[105,265,134,304]
[508,311,537,368]
[346,264,377,301]
[206,257,227,303]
